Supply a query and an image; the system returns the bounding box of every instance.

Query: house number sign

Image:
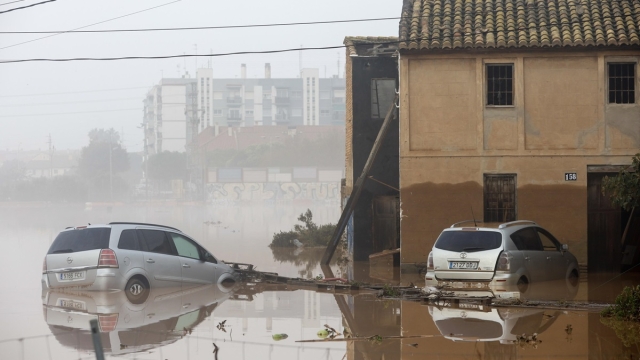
[565,173,577,181]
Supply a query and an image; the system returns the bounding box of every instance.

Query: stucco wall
[399,51,640,266]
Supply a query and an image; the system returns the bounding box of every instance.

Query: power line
[0,0,25,6]
[0,16,405,34]
[0,0,57,15]
[0,44,349,63]
[3,13,639,64]
[0,86,150,97]
[0,107,141,117]
[0,96,141,107]
[0,0,181,50]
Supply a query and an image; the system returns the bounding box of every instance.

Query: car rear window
[434,230,502,252]
[47,228,111,254]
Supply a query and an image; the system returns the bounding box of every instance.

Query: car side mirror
[561,244,569,251]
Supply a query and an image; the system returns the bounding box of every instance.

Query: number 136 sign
[565,173,577,181]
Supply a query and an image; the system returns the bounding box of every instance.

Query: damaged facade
[343,37,400,263]
[396,0,640,272]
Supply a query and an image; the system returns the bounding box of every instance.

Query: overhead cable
[0,0,181,50]
[0,0,25,7]
[0,0,57,14]
[0,16,405,34]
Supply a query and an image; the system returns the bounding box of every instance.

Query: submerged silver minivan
[42,222,236,303]
[425,220,580,293]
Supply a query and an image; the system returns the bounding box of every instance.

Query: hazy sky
[0,0,400,152]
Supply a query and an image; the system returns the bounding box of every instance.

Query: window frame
[485,62,515,107]
[371,78,396,120]
[607,61,637,105]
[168,233,203,261]
[136,229,177,256]
[536,227,562,251]
[483,173,517,223]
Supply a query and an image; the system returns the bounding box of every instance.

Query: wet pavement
[0,203,639,359]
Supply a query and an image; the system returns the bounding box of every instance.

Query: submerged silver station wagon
[42,223,236,303]
[425,220,579,293]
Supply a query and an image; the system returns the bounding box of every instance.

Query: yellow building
[397,0,640,273]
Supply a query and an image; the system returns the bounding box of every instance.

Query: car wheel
[125,277,149,304]
[517,276,529,293]
[568,270,579,287]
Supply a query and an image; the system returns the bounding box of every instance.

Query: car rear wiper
[462,247,486,252]
[50,249,73,254]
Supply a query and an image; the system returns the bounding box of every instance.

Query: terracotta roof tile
[399,0,640,50]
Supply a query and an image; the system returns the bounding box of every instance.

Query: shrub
[601,285,640,321]
[269,209,336,248]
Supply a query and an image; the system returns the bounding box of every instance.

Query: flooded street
[0,203,638,359]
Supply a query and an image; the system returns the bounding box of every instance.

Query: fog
[0,0,399,151]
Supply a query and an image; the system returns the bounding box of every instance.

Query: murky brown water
[0,203,638,359]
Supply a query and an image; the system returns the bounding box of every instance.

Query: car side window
[138,229,175,255]
[117,229,140,251]
[169,233,201,260]
[510,227,543,251]
[537,228,560,251]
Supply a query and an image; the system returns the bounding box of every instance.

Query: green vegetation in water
[602,153,640,212]
[272,333,288,341]
[600,318,640,348]
[381,284,400,297]
[601,285,640,321]
[269,209,336,248]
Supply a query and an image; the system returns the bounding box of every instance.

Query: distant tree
[602,154,640,211]
[88,128,120,144]
[147,151,186,181]
[78,128,129,199]
[0,159,26,184]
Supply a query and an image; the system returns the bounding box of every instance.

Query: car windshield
[47,228,111,254]
[434,230,502,252]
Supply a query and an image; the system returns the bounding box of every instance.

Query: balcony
[275,113,289,121]
[227,96,242,106]
[275,96,290,105]
[228,114,242,121]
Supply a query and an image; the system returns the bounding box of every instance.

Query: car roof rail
[450,220,482,228]
[498,220,537,229]
[108,222,181,232]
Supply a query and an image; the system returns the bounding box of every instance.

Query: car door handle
[182,264,190,268]
[546,256,551,260]
[182,303,191,308]
[146,259,155,263]
[524,257,530,260]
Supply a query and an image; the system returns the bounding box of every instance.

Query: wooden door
[587,173,622,273]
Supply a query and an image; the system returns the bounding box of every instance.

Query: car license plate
[57,298,86,311]
[449,261,478,269]
[59,271,85,281]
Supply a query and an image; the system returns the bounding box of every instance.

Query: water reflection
[43,284,232,355]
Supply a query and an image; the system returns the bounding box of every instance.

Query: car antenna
[471,206,477,227]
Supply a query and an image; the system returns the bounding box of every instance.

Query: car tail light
[42,258,47,274]
[427,252,434,270]
[98,249,118,268]
[98,314,118,332]
[496,251,510,271]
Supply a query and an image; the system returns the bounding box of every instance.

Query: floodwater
[0,203,638,359]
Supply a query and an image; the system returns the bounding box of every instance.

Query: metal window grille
[487,65,513,106]
[484,174,516,223]
[608,63,636,104]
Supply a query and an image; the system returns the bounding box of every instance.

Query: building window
[484,174,516,223]
[609,63,635,104]
[246,110,254,116]
[320,109,330,116]
[291,90,302,98]
[371,79,396,119]
[486,64,513,106]
[213,109,223,117]
[263,91,272,100]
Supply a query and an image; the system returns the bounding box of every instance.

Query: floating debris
[272,333,288,341]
